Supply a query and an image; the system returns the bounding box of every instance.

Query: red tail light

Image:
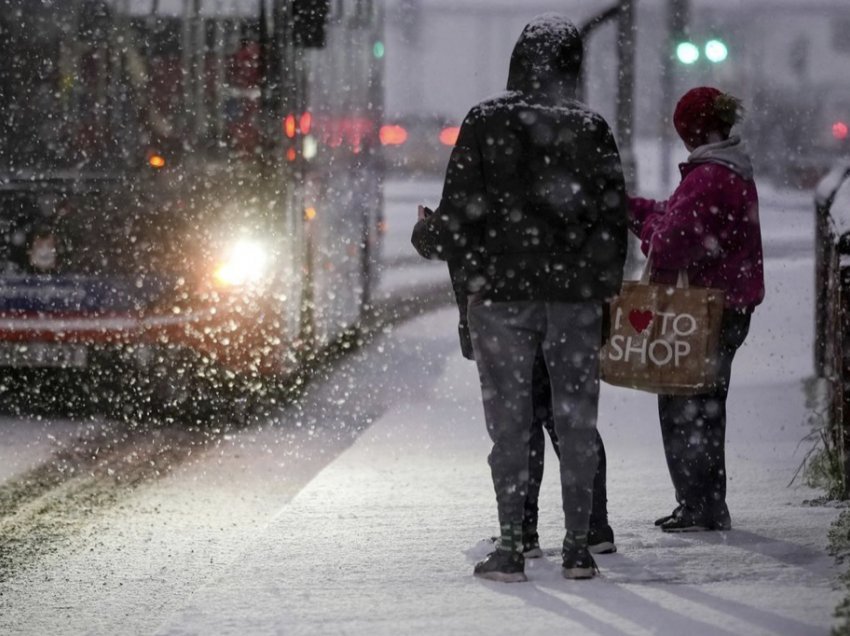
[379,125,408,146]
[439,126,460,146]
[834,121,849,141]
[300,112,313,135]
[284,114,297,139]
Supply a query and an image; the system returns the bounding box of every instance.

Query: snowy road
[0,180,842,635]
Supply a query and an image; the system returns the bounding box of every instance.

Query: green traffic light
[705,39,728,63]
[676,41,700,64]
[373,41,385,59]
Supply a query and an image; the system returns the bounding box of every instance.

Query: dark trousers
[524,349,609,533]
[657,309,751,523]
[468,300,602,533]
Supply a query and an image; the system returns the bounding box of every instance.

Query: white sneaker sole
[474,571,529,583]
[562,566,596,580]
[588,541,617,554]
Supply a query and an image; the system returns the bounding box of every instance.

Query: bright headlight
[213,239,269,287]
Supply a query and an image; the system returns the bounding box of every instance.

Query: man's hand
[411,205,442,259]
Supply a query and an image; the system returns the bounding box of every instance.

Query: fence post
[840,266,850,498]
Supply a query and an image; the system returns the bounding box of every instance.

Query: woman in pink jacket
[629,86,765,532]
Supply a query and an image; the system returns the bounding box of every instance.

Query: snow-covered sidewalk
[156,244,842,635]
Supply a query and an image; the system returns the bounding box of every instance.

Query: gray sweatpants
[467,299,602,534]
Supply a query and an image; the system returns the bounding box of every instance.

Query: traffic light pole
[578,0,636,190]
[661,0,690,190]
[616,0,636,190]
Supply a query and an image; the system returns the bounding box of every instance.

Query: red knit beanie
[673,86,740,148]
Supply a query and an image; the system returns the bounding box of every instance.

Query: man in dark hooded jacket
[412,15,627,582]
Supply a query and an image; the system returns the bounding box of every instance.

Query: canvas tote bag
[600,258,725,395]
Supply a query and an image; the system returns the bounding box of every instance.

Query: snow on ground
[0,418,83,482]
[151,193,841,635]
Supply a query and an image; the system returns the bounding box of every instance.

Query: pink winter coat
[628,136,765,311]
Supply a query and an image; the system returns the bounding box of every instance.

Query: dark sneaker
[562,533,598,580]
[520,531,543,558]
[488,533,543,558]
[588,525,617,554]
[654,506,683,527]
[659,508,731,533]
[562,544,598,579]
[474,548,527,583]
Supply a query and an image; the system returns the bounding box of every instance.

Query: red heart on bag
[628,309,653,333]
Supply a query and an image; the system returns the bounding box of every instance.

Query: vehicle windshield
[0,0,264,178]
[0,2,141,176]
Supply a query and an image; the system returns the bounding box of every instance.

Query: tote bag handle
[639,250,689,289]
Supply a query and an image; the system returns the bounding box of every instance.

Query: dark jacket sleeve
[410,109,484,360]
[586,119,629,295]
[411,108,487,262]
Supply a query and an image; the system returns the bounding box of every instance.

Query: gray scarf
[688,135,754,180]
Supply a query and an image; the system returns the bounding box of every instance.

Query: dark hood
[506,13,582,99]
